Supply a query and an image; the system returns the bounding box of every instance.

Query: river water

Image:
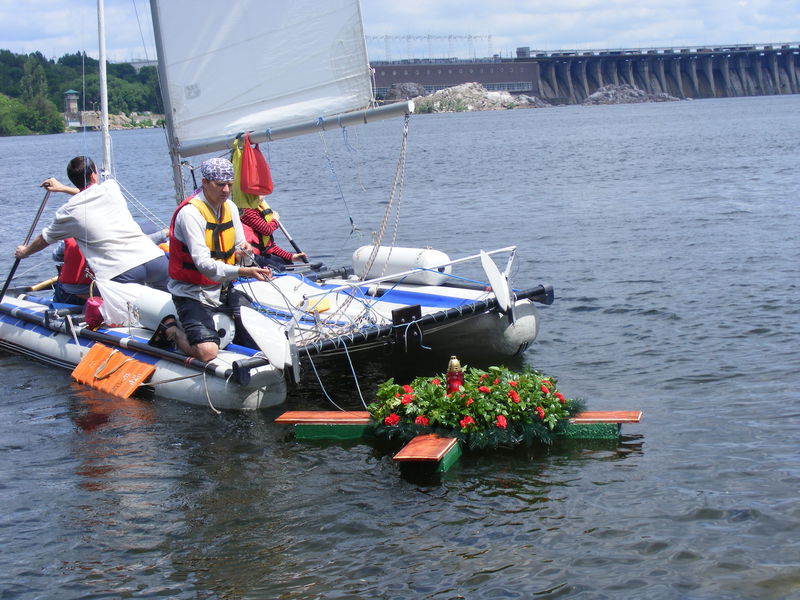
[1,95,799,599]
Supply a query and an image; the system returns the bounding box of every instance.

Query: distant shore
[63,111,165,132]
[389,82,681,114]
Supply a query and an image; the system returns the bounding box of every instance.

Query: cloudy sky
[1,0,798,62]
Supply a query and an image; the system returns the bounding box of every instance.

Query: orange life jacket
[168,196,236,286]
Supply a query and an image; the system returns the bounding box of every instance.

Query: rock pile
[107,112,164,129]
[411,82,549,113]
[582,84,679,105]
[383,82,428,102]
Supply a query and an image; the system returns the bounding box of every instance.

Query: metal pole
[178,100,415,158]
[97,0,112,178]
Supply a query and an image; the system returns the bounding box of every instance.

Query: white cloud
[0,0,796,62]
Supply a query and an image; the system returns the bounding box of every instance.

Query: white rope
[359,114,410,280]
[202,370,221,414]
[65,315,88,357]
[141,373,202,387]
[303,346,347,412]
[340,341,367,409]
[117,180,169,230]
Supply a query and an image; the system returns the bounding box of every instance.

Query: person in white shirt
[152,157,271,362]
[14,156,169,291]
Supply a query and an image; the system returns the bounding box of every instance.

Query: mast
[96,0,112,178]
[149,0,186,204]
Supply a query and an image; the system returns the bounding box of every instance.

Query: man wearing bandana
[154,157,272,362]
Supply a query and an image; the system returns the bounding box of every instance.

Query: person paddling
[14,156,169,291]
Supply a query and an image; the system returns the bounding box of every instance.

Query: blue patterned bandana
[200,157,234,181]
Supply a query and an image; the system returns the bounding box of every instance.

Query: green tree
[138,65,163,113]
[0,94,31,136]
[18,57,64,134]
[20,57,49,103]
[0,50,25,98]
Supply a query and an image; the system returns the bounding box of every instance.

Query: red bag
[85,282,104,329]
[240,132,274,196]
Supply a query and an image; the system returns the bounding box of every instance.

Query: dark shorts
[112,254,169,292]
[172,288,255,348]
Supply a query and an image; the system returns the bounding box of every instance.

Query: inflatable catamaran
[0,0,554,409]
[0,246,552,409]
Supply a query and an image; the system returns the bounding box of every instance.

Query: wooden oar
[1,189,52,300]
[30,275,58,291]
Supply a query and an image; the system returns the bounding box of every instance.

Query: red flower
[478,386,492,394]
[384,413,400,426]
[555,392,565,404]
[401,393,415,404]
[508,390,520,403]
[431,378,441,386]
[466,398,474,406]
[493,378,500,384]
[540,384,550,395]
[394,393,400,398]
[403,384,414,393]
[495,414,507,429]
[509,380,518,387]
[459,415,476,429]
[479,374,488,381]
[536,406,545,420]
[415,415,429,426]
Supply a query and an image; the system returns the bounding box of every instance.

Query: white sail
[150,0,373,157]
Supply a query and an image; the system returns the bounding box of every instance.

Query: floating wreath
[368,365,585,450]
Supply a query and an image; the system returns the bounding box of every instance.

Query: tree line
[0,49,162,136]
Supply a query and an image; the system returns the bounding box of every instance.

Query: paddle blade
[240,306,291,370]
[480,250,511,312]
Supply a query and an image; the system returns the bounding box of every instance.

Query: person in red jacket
[52,238,93,305]
[238,198,306,270]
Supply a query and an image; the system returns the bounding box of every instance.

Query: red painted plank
[274,410,372,425]
[571,410,642,424]
[393,434,459,462]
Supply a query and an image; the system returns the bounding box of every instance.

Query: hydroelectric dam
[372,43,800,104]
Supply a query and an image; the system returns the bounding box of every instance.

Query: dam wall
[372,43,800,105]
[522,44,800,104]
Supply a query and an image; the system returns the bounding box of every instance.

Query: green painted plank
[437,442,463,472]
[294,423,375,440]
[558,422,621,440]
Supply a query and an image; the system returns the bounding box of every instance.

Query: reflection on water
[1,96,799,598]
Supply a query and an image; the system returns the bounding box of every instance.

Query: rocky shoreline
[107,112,165,129]
[384,82,681,114]
[582,84,680,105]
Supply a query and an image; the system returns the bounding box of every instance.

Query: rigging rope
[358,114,410,281]
[318,129,358,236]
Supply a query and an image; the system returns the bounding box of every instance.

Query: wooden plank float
[275,410,642,472]
[564,410,643,440]
[275,410,372,440]
[392,434,462,473]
